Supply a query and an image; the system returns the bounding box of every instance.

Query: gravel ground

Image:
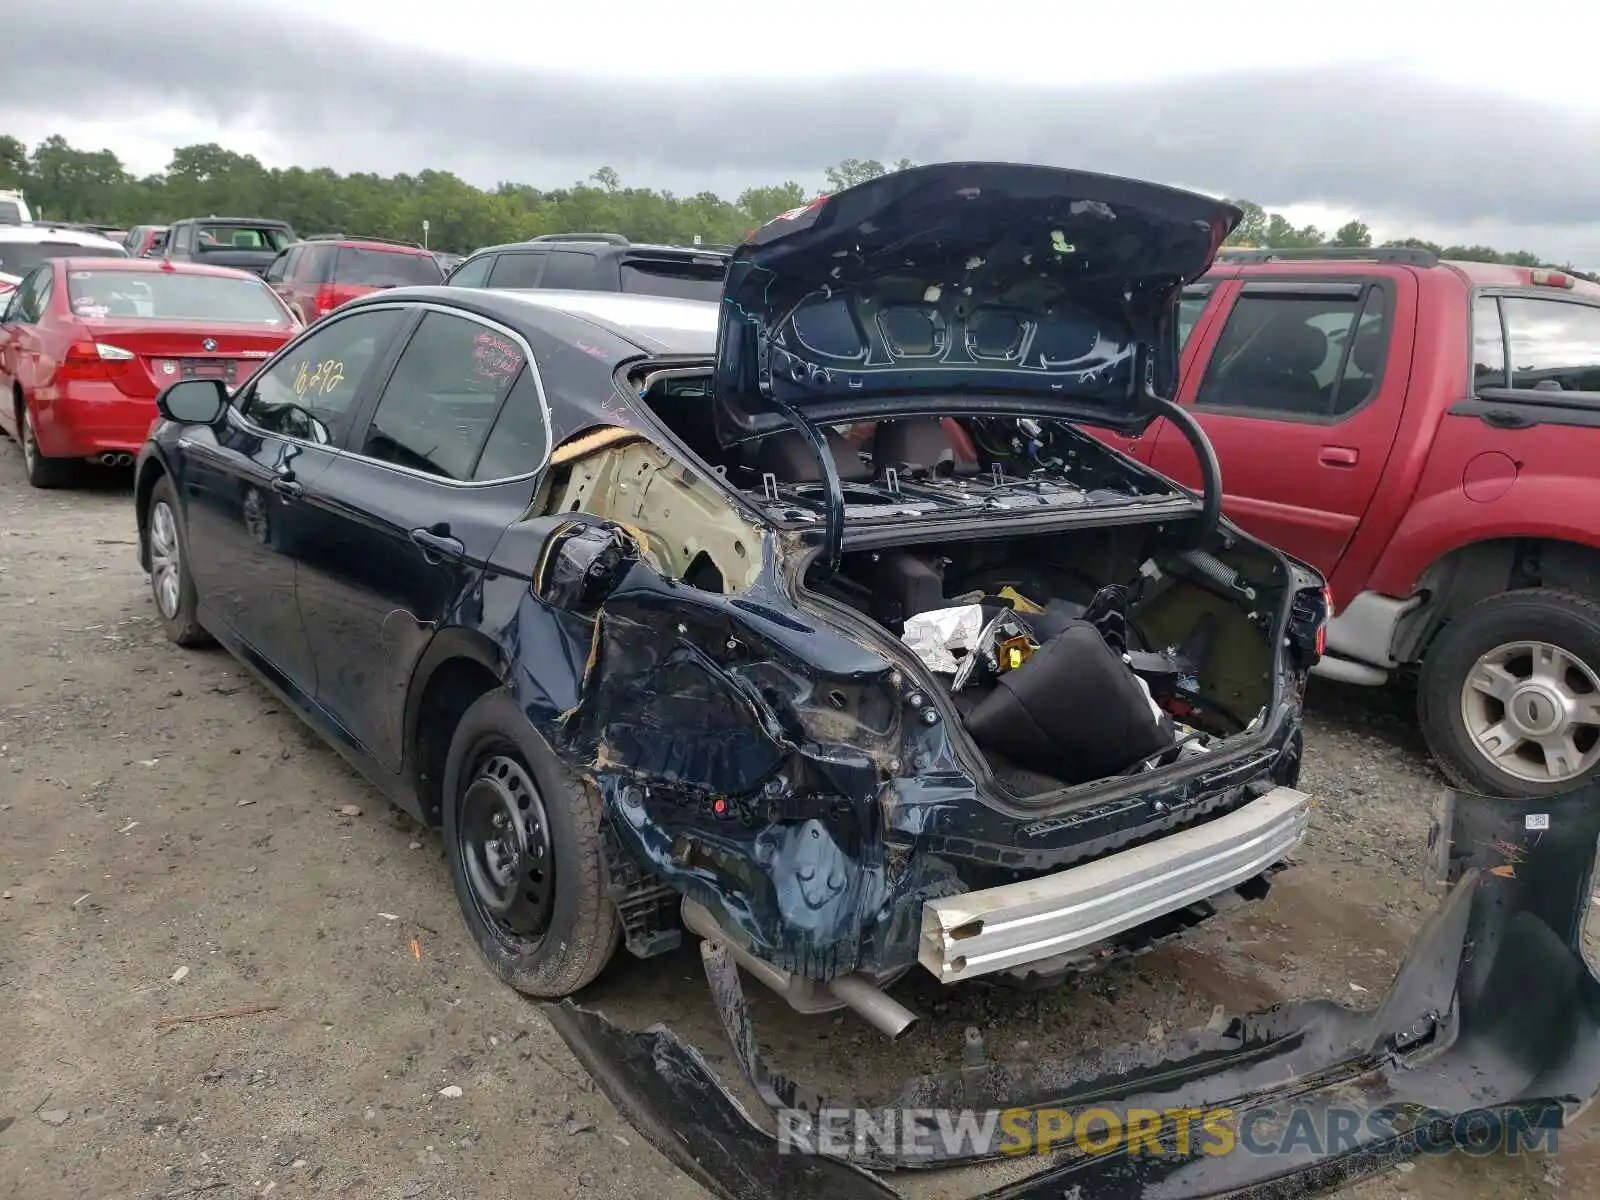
[0,442,1595,1200]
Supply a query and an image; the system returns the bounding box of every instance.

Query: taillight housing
[60,340,134,382]
[1287,583,1333,668]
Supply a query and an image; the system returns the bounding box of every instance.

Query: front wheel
[1419,589,1600,796]
[441,689,619,997]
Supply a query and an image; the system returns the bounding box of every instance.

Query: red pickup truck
[1091,246,1600,798]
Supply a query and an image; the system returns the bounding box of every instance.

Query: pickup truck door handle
[1318,445,1359,467]
[410,526,465,561]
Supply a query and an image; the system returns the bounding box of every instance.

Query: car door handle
[410,527,465,561]
[1319,446,1359,467]
[270,476,303,497]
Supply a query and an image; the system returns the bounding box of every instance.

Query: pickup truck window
[1194,285,1390,420]
[1500,296,1600,394]
[1177,286,1214,350]
[1472,296,1507,387]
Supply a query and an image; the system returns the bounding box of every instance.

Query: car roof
[1206,249,1600,299]
[343,285,717,357]
[465,239,729,261]
[0,225,125,249]
[55,257,267,279]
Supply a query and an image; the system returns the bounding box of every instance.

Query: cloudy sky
[5,0,1599,262]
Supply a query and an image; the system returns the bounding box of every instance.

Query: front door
[293,308,548,771]
[179,306,409,703]
[1146,275,1413,576]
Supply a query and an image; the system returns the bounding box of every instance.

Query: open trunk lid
[712,163,1240,447]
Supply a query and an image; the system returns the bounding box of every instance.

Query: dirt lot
[1,443,1595,1200]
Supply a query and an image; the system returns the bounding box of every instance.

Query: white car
[0,224,128,296]
[0,189,31,225]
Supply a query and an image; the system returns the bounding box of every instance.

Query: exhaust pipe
[681,899,920,1040]
[94,452,133,467]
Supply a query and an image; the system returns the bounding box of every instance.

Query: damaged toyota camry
[132,162,1600,1197]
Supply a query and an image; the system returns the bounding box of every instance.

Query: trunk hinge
[764,393,845,578]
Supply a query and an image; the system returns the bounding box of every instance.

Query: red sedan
[0,258,300,488]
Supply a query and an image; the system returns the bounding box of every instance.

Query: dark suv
[443,232,728,300]
[265,235,445,324]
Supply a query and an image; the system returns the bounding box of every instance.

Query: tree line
[0,134,1578,270]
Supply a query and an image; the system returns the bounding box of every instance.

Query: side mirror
[156,378,229,425]
[536,520,640,612]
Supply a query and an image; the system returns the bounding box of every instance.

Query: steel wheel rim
[20,408,37,473]
[150,500,183,620]
[458,752,556,945]
[1460,639,1600,784]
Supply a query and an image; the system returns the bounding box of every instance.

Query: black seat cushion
[962,620,1175,785]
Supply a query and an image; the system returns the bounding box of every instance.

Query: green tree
[0,130,1570,269]
[1329,220,1371,248]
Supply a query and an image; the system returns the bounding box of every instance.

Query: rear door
[1147,272,1414,575]
[177,306,410,704]
[292,306,546,773]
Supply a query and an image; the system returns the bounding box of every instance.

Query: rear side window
[619,258,725,302]
[0,201,22,224]
[486,253,545,288]
[358,312,527,480]
[1194,285,1391,419]
[1493,297,1600,394]
[537,251,598,290]
[334,247,443,287]
[474,368,551,480]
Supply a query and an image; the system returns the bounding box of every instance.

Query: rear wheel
[17,399,74,489]
[1419,589,1600,796]
[441,689,619,996]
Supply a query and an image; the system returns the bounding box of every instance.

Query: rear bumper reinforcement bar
[920,785,1312,983]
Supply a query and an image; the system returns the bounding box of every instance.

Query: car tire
[1418,588,1600,797]
[17,398,74,489]
[147,476,211,646]
[441,688,620,997]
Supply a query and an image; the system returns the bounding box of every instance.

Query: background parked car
[162,217,297,276]
[124,224,169,257]
[264,234,443,324]
[432,250,464,274]
[0,257,297,487]
[1082,246,1600,798]
[0,222,127,297]
[444,232,728,300]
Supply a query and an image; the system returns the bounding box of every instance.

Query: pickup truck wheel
[440,689,620,997]
[1419,589,1600,796]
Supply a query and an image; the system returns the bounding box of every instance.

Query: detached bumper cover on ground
[547,783,1600,1199]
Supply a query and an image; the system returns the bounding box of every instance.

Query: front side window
[65,270,291,324]
[1499,297,1600,394]
[1194,286,1392,419]
[357,312,527,480]
[240,308,404,444]
[447,254,495,288]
